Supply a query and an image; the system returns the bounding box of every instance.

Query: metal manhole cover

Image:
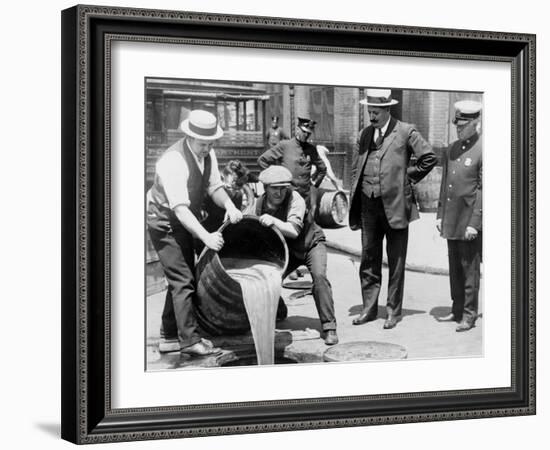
[323,341,407,362]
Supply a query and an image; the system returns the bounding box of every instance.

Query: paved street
[146,232,483,370]
[324,212,449,275]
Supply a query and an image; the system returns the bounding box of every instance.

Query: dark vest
[256,191,292,223]
[148,140,212,231]
[255,191,324,260]
[361,132,383,198]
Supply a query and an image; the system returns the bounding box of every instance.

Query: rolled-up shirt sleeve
[156,151,191,209]
[286,191,306,234]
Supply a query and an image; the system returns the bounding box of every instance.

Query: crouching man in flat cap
[349,89,436,329]
[255,165,338,345]
[436,100,483,332]
[147,110,243,357]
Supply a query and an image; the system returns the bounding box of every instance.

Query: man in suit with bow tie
[349,89,436,329]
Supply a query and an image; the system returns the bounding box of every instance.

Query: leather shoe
[287,271,298,281]
[181,339,222,357]
[352,312,376,325]
[324,330,339,345]
[383,315,400,329]
[437,313,460,323]
[158,337,180,353]
[456,320,475,332]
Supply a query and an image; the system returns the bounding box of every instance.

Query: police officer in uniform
[436,100,482,332]
[258,117,326,211]
[266,115,289,147]
[147,110,243,356]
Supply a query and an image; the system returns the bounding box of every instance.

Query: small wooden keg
[315,189,349,228]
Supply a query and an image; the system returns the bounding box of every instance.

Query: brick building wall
[294,85,311,121]
[401,90,446,210]
[429,92,452,147]
[282,85,293,135]
[334,87,360,188]
[401,90,432,142]
[250,84,482,206]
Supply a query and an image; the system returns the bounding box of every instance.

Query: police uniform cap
[453,100,482,124]
[297,117,316,133]
[258,166,293,186]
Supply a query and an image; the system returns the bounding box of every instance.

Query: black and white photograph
[1,0,545,446]
[56,2,537,445]
[145,78,484,370]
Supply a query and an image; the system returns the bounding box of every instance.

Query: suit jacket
[436,133,482,239]
[349,118,436,230]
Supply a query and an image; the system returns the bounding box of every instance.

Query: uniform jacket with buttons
[257,137,326,199]
[266,126,288,147]
[349,117,436,230]
[437,133,482,239]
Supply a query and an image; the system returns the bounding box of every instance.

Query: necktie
[375,129,384,147]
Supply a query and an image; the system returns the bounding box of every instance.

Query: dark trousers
[359,194,409,318]
[148,226,202,349]
[284,241,336,331]
[447,237,481,323]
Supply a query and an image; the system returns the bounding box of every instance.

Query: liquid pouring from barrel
[195,216,289,365]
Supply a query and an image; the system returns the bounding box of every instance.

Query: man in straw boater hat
[147,109,243,357]
[255,165,338,345]
[349,88,436,329]
[436,100,483,332]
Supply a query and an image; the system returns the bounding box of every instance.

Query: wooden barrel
[194,216,288,336]
[315,189,349,228]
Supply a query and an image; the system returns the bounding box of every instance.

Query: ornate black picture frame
[61,4,536,444]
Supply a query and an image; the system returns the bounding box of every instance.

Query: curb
[325,239,449,276]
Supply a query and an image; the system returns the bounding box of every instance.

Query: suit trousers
[447,237,481,323]
[148,226,202,349]
[359,194,409,318]
[284,241,337,330]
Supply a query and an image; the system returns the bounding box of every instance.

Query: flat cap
[453,100,482,124]
[258,165,293,186]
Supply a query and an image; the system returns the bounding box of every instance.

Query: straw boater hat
[452,100,482,124]
[180,110,224,140]
[258,166,293,187]
[359,88,399,107]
